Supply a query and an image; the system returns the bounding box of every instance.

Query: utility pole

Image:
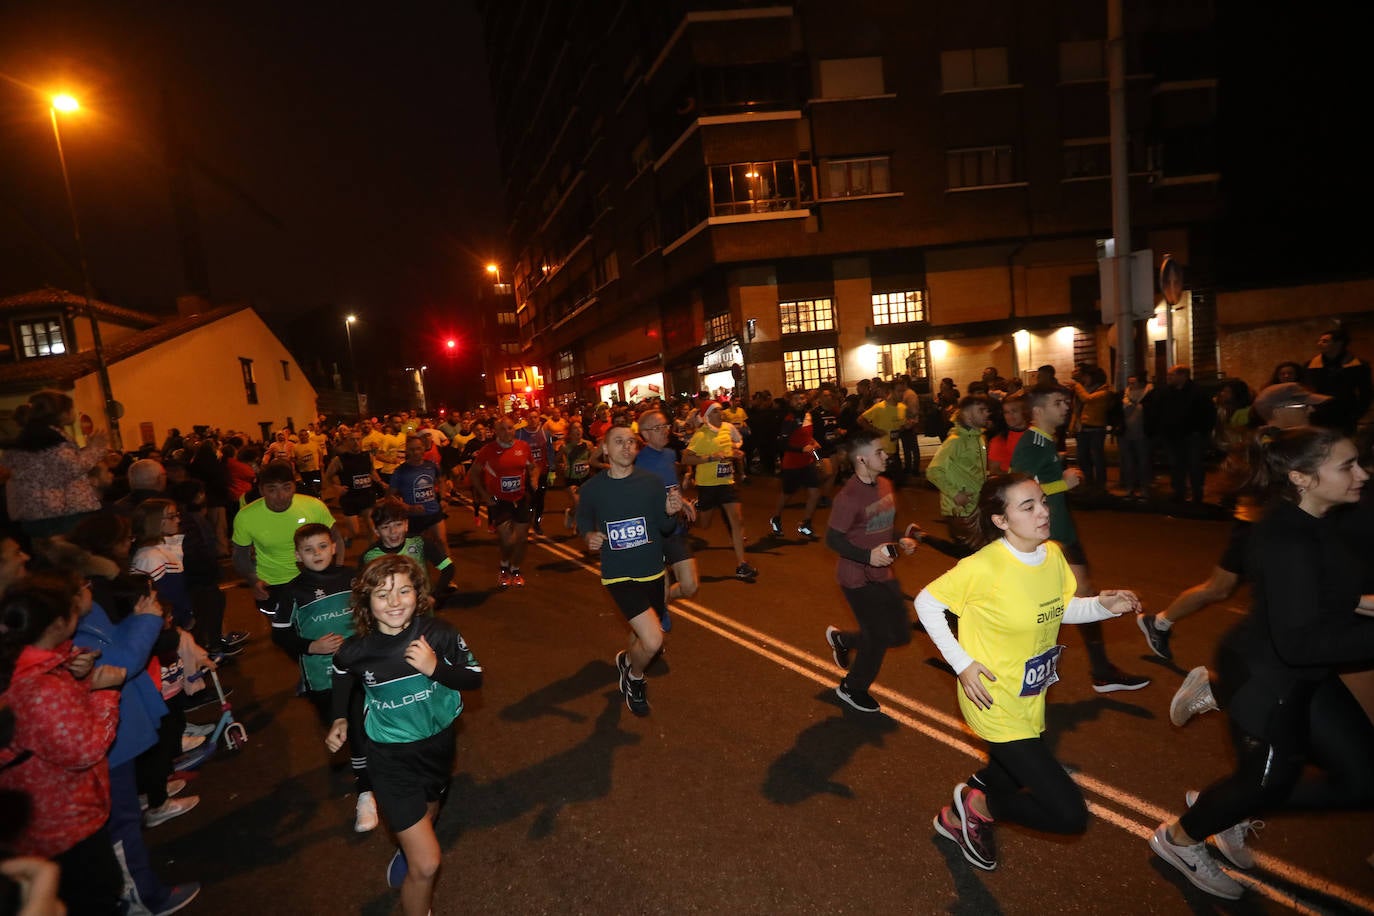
[1108,0,1135,386]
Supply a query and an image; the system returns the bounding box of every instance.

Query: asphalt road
[150,478,1374,915]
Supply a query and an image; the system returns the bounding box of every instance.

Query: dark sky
[0,1,506,396]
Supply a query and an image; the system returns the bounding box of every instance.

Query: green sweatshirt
[926,424,987,517]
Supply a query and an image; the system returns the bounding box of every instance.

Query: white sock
[1154,614,1174,631]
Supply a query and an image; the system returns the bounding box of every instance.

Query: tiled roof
[0,287,162,327]
[0,303,250,391]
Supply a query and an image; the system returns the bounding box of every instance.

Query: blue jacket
[74,603,167,767]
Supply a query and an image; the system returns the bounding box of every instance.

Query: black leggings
[309,687,372,793]
[838,580,911,693]
[136,693,187,808]
[979,736,1088,834]
[1181,673,1374,840]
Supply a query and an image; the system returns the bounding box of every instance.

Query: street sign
[1098,249,1155,323]
[1159,254,1184,306]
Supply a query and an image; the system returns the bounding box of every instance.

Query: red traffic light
[445,339,457,350]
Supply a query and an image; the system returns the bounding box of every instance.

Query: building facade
[476,0,1218,403]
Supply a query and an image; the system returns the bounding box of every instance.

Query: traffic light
[445,339,457,351]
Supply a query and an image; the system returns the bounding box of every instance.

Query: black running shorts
[781,465,820,494]
[1217,519,1252,576]
[694,483,738,511]
[663,531,692,566]
[606,576,667,623]
[490,496,532,527]
[367,728,456,833]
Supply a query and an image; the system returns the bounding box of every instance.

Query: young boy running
[575,423,684,716]
[363,498,456,601]
[268,524,374,831]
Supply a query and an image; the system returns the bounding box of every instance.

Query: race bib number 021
[1019,645,1065,697]
[605,517,649,550]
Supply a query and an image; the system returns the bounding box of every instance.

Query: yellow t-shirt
[688,426,736,486]
[377,432,406,474]
[925,540,1078,742]
[861,401,907,454]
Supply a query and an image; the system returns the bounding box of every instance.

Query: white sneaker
[181,733,207,754]
[165,778,187,799]
[183,721,215,738]
[1149,823,1243,900]
[145,795,201,828]
[354,790,379,833]
[1184,790,1263,869]
[1170,667,1219,727]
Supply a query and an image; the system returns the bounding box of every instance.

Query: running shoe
[1090,666,1150,693]
[181,734,206,754]
[615,650,631,696]
[355,790,379,833]
[509,570,526,587]
[183,721,215,738]
[797,521,815,538]
[145,795,200,828]
[386,847,408,888]
[769,516,782,536]
[825,626,850,670]
[933,805,995,871]
[735,562,758,580]
[835,681,880,713]
[624,674,650,717]
[498,569,511,590]
[1184,790,1263,869]
[1148,823,1244,900]
[952,783,997,868]
[1170,667,1219,726]
[152,884,201,916]
[532,521,544,536]
[1137,613,1174,661]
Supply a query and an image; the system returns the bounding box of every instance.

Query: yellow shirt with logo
[861,401,907,455]
[377,432,406,474]
[688,425,736,486]
[925,540,1077,742]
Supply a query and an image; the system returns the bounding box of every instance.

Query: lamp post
[49,94,122,449]
[344,314,361,418]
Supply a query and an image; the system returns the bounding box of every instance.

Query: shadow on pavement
[1044,694,1155,760]
[497,659,617,724]
[762,692,899,805]
[929,832,1005,915]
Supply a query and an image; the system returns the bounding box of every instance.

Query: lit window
[947,146,1016,189]
[824,157,891,197]
[878,342,928,378]
[779,298,835,335]
[783,347,838,390]
[17,318,66,358]
[871,291,925,325]
[555,350,575,381]
[940,47,1009,91]
[706,312,732,343]
[709,160,812,216]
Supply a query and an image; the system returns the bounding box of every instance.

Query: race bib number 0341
[1019,645,1065,697]
[605,517,649,550]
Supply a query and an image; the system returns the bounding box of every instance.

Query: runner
[769,390,823,539]
[858,383,914,482]
[682,402,756,580]
[821,430,921,713]
[925,394,991,557]
[635,408,699,627]
[232,460,344,615]
[469,416,537,588]
[324,427,383,545]
[362,498,456,600]
[575,423,684,716]
[517,409,551,535]
[390,436,451,556]
[916,472,1142,871]
[1011,385,1148,693]
[560,420,596,531]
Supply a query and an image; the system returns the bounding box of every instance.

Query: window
[239,358,258,405]
[1063,140,1110,179]
[636,218,659,258]
[783,347,838,389]
[281,359,291,380]
[17,318,66,358]
[823,157,891,198]
[872,290,925,325]
[947,146,1016,189]
[496,310,517,327]
[940,47,1009,91]
[1059,40,1105,82]
[698,63,793,113]
[596,250,619,287]
[879,342,928,379]
[779,298,835,334]
[706,312,732,343]
[709,160,812,216]
[555,349,575,382]
[817,57,885,98]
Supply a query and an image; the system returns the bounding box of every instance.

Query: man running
[324,428,383,544]
[769,390,823,539]
[635,408,699,628]
[233,460,345,615]
[575,423,684,716]
[470,416,537,588]
[390,436,451,557]
[682,402,757,580]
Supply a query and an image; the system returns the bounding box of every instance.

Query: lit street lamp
[344,314,361,418]
[49,93,122,449]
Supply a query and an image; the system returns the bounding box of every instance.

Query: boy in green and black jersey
[363,498,456,600]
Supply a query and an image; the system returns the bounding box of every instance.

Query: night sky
[0,1,505,403]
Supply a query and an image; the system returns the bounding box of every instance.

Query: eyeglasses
[642,424,670,432]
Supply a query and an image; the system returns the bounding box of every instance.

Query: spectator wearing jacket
[1151,365,1215,503]
[1305,325,1373,433]
[0,390,106,538]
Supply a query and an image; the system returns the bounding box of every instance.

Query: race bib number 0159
[1019,645,1065,697]
[605,517,649,550]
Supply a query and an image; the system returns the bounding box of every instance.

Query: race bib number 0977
[605,517,649,550]
[1019,645,1065,697]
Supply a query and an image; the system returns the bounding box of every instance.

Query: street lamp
[485,263,501,285]
[48,93,122,449]
[344,314,361,418]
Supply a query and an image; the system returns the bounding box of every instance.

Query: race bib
[414,484,436,503]
[499,475,523,493]
[572,461,589,477]
[1019,645,1065,697]
[715,460,734,479]
[351,473,372,490]
[605,517,649,550]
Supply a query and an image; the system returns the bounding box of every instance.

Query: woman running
[914,472,1141,871]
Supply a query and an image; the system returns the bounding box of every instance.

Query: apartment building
[475,0,1218,404]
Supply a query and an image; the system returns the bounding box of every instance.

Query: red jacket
[0,642,120,857]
